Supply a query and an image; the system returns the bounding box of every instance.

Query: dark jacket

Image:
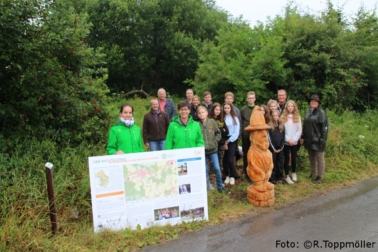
[301,107,328,151]
[268,126,285,152]
[199,118,221,154]
[142,110,170,143]
[240,105,255,139]
[201,102,213,114]
[215,120,229,146]
[190,105,200,122]
[159,98,176,121]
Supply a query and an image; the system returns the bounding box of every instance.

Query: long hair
[267,99,279,115]
[281,100,301,123]
[260,104,270,124]
[269,110,284,132]
[209,102,224,122]
[223,103,237,125]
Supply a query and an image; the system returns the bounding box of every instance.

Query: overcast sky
[215,0,378,26]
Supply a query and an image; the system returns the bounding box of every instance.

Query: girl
[222,103,240,186]
[267,99,279,116]
[259,104,270,124]
[209,103,229,177]
[197,106,230,194]
[267,110,285,184]
[281,100,302,183]
[106,104,144,154]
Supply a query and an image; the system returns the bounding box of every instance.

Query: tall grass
[1,99,378,251]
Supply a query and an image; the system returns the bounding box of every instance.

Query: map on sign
[95,170,110,188]
[123,160,178,201]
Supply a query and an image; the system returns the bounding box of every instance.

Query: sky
[215,0,378,26]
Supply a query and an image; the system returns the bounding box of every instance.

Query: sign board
[88,147,208,232]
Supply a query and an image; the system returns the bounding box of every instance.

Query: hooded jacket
[199,118,221,154]
[165,115,204,150]
[301,107,328,151]
[106,121,144,154]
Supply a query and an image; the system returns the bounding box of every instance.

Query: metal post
[45,162,58,234]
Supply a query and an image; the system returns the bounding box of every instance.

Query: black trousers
[284,144,298,175]
[223,140,237,177]
[270,148,283,181]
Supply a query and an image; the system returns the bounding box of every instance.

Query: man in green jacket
[165,101,204,150]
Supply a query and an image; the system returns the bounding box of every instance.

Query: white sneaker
[285,176,294,184]
[224,176,230,185]
[230,177,235,185]
[207,184,215,191]
[291,173,297,182]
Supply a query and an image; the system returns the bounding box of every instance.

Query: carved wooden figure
[244,106,275,207]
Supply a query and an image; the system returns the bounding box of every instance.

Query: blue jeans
[205,152,224,190]
[149,140,165,151]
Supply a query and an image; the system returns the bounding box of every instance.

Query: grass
[1,98,378,251]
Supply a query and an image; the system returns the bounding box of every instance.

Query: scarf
[119,117,135,127]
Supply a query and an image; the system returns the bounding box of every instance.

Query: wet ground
[142,177,378,252]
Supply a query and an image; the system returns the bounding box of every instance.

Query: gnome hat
[245,106,271,131]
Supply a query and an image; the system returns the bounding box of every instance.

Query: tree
[0,0,110,151]
[191,21,290,104]
[75,0,228,95]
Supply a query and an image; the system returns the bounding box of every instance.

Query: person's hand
[288,140,295,146]
[116,150,124,155]
[224,142,228,150]
[300,139,304,145]
[145,143,150,147]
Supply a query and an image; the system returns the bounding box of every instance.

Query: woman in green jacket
[106,104,144,155]
[164,101,204,150]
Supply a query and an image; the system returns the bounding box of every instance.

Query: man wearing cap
[300,94,328,184]
[157,88,176,121]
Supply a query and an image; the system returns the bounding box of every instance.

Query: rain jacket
[165,115,204,150]
[301,107,328,151]
[106,121,144,154]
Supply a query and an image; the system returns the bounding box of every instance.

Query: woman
[300,95,328,184]
[222,103,240,186]
[281,100,302,183]
[209,103,229,176]
[106,104,144,154]
[165,101,204,150]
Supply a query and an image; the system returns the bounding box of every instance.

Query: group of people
[106,88,329,195]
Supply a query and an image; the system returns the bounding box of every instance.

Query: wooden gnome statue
[244,106,275,207]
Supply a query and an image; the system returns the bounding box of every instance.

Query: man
[143,99,170,151]
[240,91,256,182]
[157,88,176,121]
[202,91,213,113]
[185,88,194,104]
[277,89,287,115]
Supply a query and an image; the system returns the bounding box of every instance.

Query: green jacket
[106,121,144,154]
[165,115,204,150]
[301,107,328,151]
[199,118,221,154]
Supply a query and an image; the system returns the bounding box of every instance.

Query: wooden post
[45,162,58,234]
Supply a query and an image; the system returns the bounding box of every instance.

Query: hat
[244,106,271,131]
[309,94,321,104]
